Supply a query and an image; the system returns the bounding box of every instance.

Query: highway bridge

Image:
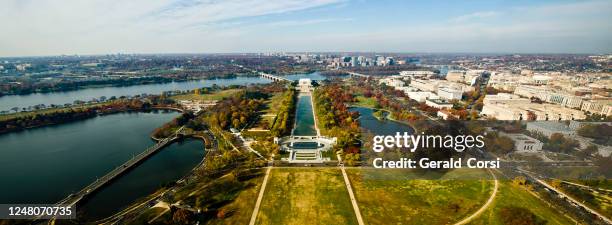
[345,71,371,78]
[259,72,291,82]
[53,127,186,207]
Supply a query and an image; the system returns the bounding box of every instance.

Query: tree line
[0,99,153,134]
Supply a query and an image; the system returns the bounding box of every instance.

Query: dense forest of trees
[577,124,611,146]
[1,77,177,95]
[205,91,264,131]
[270,89,296,136]
[151,111,196,139]
[313,83,361,154]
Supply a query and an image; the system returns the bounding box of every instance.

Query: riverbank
[0,100,182,135]
[0,74,257,97]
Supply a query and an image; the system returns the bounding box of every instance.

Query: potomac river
[0,72,329,112]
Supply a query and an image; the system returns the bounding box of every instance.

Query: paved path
[454,169,499,225]
[249,166,272,225]
[561,180,612,194]
[520,169,612,224]
[338,154,365,225]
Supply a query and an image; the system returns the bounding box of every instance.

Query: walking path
[520,169,612,224]
[338,154,365,225]
[453,169,499,225]
[248,165,272,225]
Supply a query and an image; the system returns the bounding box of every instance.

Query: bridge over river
[53,127,186,208]
[259,72,291,82]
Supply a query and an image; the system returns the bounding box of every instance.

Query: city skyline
[1,0,612,57]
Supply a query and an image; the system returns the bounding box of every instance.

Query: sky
[1,0,611,56]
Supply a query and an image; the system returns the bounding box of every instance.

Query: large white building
[483,93,529,105]
[581,99,612,116]
[488,72,520,91]
[437,87,463,100]
[426,99,453,109]
[481,94,586,120]
[400,70,435,78]
[407,91,437,102]
[379,77,405,88]
[298,78,313,92]
[446,71,465,83]
[500,133,543,152]
[409,79,474,93]
[526,121,575,138]
[514,85,584,109]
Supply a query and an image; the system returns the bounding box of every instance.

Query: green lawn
[250,91,284,130]
[255,168,358,225]
[205,171,266,225]
[346,168,494,225]
[353,95,379,108]
[149,168,265,225]
[468,179,575,225]
[170,89,242,102]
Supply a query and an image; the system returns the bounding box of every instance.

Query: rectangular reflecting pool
[292,95,317,136]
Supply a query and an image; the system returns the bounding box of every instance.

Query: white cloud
[451,11,500,23]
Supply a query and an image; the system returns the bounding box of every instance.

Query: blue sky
[1,0,611,56]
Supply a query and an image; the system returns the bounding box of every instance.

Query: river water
[0,72,330,112]
[0,77,271,112]
[350,107,415,135]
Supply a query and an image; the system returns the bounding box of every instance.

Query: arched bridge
[259,72,291,82]
[344,71,371,78]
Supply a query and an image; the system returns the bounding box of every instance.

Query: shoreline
[0,75,256,97]
[0,107,184,136]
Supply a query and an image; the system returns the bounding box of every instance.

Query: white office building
[526,121,575,138]
[437,87,463,100]
[500,133,543,152]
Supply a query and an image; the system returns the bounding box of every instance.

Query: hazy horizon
[2,0,611,57]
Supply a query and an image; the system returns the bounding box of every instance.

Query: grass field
[346,168,494,225]
[255,168,358,225]
[205,171,266,225]
[353,95,379,108]
[468,179,575,225]
[250,91,284,130]
[170,89,242,102]
[144,169,265,225]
